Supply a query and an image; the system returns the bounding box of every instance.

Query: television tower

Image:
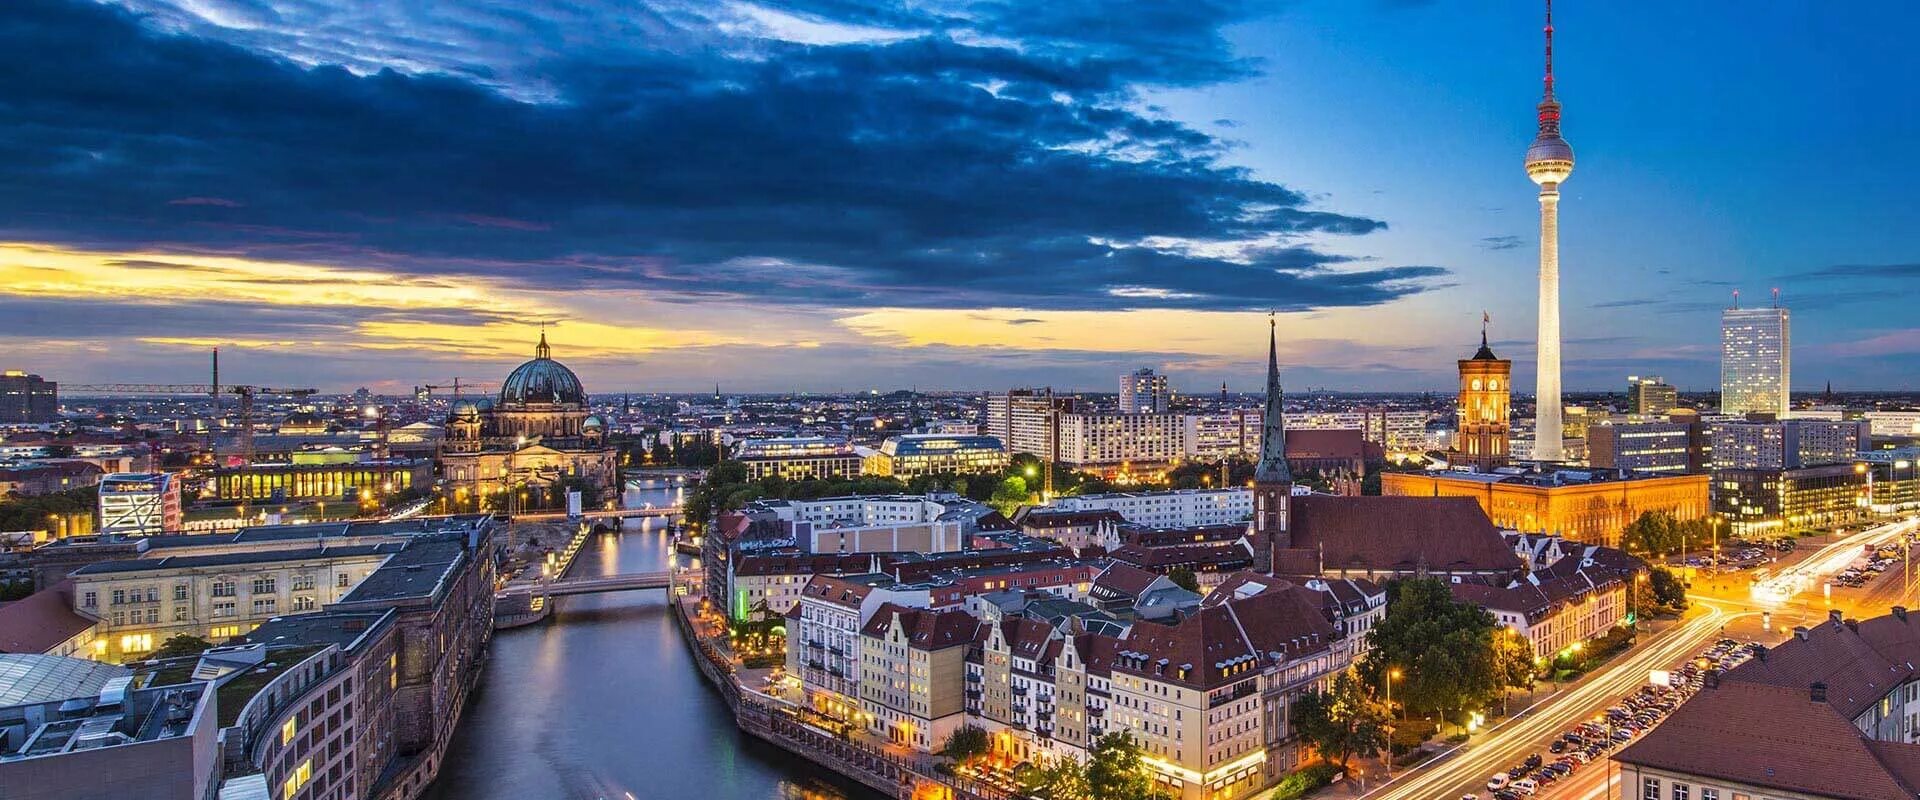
[1525,0,1573,463]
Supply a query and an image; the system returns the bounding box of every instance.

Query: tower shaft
[1535,185,1563,462]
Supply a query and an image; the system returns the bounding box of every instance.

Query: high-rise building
[1454,325,1512,471]
[1524,1,1573,463]
[1118,368,1169,414]
[1709,418,1868,470]
[0,370,57,423]
[1587,420,1704,474]
[1627,375,1678,415]
[1721,302,1791,417]
[983,389,1075,458]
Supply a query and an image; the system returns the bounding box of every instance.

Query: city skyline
[1,1,1915,393]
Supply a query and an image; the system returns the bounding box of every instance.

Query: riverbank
[668,593,1008,800]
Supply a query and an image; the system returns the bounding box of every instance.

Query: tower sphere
[1525,134,1574,185]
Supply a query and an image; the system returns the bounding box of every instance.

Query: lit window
[281,717,297,746]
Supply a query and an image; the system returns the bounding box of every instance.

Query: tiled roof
[1282,495,1524,575]
[0,581,94,654]
[1614,681,1920,800]
[860,603,978,650]
[1109,541,1253,571]
[1111,585,1333,690]
[800,573,893,609]
[1091,562,1163,599]
[1285,428,1365,459]
[1011,508,1123,528]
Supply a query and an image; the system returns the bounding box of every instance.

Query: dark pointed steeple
[535,326,551,360]
[1255,318,1292,483]
[1473,311,1499,360]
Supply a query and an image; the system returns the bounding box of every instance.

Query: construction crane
[68,383,317,465]
[414,378,497,404]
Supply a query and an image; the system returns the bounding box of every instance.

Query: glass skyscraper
[1721,305,1790,417]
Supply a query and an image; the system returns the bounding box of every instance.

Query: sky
[0,0,1914,395]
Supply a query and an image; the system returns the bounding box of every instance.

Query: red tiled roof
[1283,495,1524,575]
[0,580,94,654]
[861,602,979,650]
[1011,508,1123,528]
[1111,586,1333,690]
[1091,562,1163,599]
[1108,541,1252,571]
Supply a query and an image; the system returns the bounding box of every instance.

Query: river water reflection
[426,479,872,800]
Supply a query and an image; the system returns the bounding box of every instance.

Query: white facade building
[1119,369,1170,414]
[1721,305,1791,417]
[1049,489,1253,528]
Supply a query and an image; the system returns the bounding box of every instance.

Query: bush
[1388,720,1435,755]
[1268,763,1341,800]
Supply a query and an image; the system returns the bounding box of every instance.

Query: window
[146,609,159,624]
[112,589,126,605]
[174,607,188,622]
[283,759,313,799]
[1700,790,1718,800]
[174,584,189,601]
[282,717,298,746]
[293,596,316,612]
[211,625,243,639]
[253,598,278,614]
[1643,778,1661,800]
[212,581,236,598]
[252,577,277,595]
[213,601,237,618]
[1673,784,1689,800]
[292,575,315,591]
[120,633,153,653]
[389,654,399,689]
[337,573,351,588]
[83,591,96,608]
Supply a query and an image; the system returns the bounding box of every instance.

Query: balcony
[965,689,982,700]
[965,672,982,683]
[1012,685,1028,696]
[806,639,825,649]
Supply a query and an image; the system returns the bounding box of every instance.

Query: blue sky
[0,1,1912,394]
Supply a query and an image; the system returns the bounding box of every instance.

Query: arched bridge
[498,570,674,598]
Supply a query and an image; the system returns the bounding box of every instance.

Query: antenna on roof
[1771,287,1780,308]
[1731,288,1740,310]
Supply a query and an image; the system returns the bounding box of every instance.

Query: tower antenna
[1771,287,1780,308]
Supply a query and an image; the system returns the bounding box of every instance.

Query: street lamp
[1384,668,1402,779]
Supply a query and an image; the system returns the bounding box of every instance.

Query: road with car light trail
[1356,599,1752,800]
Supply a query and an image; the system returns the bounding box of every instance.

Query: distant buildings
[1048,488,1252,528]
[0,369,58,423]
[733,436,863,481]
[1721,302,1791,417]
[1587,420,1704,474]
[1626,375,1678,415]
[1713,463,1865,533]
[983,389,1075,458]
[1053,411,1188,476]
[97,473,183,537]
[210,457,431,503]
[1379,467,1710,547]
[863,434,1008,478]
[1118,368,1169,414]
[1453,328,1512,470]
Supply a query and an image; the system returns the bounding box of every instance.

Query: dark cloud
[0,0,1442,314]
[1478,235,1522,251]
[1789,263,1920,281]
[1590,298,1658,309]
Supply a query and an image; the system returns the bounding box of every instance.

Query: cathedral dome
[450,399,481,420]
[499,333,586,407]
[582,415,604,430]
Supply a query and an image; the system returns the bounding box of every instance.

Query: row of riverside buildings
[0,515,500,800]
[710,327,1648,800]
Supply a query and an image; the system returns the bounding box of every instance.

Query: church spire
[535,326,551,360]
[1255,317,1292,483]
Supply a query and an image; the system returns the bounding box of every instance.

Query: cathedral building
[1454,324,1513,471]
[440,333,619,505]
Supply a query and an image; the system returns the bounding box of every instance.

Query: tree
[1293,669,1390,769]
[1491,627,1537,712]
[1166,566,1200,593]
[1016,757,1090,800]
[990,475,1030,514]
[1648,566,1689,611]
[941,724,991,763]
[152,634,214,659]
[1085,734,1170,800]
[1362,578,1503,728]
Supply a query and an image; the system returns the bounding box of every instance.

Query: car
[1488,774,1510,792]
[1524,754,1543,769]
[1462,796,1480,800]
[1567,751,1592,764]
[1511,778,1539,796]
[1549,740,1568,754]
[1494,791,1522,800]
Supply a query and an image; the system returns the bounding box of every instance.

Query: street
[1354,598,1751,800]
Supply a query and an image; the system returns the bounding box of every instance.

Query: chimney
[1896,606,1909,622]
[1702,669,1720,689]
[1793,626,1810,641]
[1846,619,1859,632]
[1810,682,1828,703]
[1830,609,1844,626]
[1751,643,1767,661]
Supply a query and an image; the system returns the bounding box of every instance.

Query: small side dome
[582,415,605,430]
[450,399,481,420]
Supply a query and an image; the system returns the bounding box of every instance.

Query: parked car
[1512,778,1539,796]
[1488,774,1510,792]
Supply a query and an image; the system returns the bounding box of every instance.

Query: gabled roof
[861,602,978,651]
[1110,585,1333,690]
[1615,681,1920,800]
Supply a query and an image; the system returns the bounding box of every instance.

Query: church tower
[1252,319,1293,572]
[1455,318,1513,471]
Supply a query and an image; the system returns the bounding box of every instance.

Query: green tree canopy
[152,634,214,660]
[1166,567,1200,593]
[1085,734,1170,800]
[1362,578,1503,725]
[941,724,991,763]
[1292,668,1390,769]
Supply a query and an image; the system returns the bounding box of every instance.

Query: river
[426,478,872,800]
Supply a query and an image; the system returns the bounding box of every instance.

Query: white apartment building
[1721,305,1791,417]
[1055,412,1187,468]
[984,391,1074,457]
[1120,369,1171,414]
[787,573,930,717]
[1049,489,1253,528]
[1710,418,1869,470]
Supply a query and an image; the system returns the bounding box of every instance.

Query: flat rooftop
[73,542,405,575]
[334,537,468,604]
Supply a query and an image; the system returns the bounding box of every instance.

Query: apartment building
[863,434,1008,478]
[857,604,977,751]
[1049,489,1253,528]
[731,437,864,481]
[786,574,931,716]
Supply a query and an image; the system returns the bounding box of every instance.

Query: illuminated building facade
[1380,468,1710,547]
[1119,368,1170,414]
[1721,305,1791,417]
[864,434,1008,478]
[1713,463,1865,533]
[212,459,430,503]
[440,333,619,505]
[0,369,57,423]
[97,472,183,536]
[1627,376,1678,415]
[733,437,863,481]
[1453,327,1512,470]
